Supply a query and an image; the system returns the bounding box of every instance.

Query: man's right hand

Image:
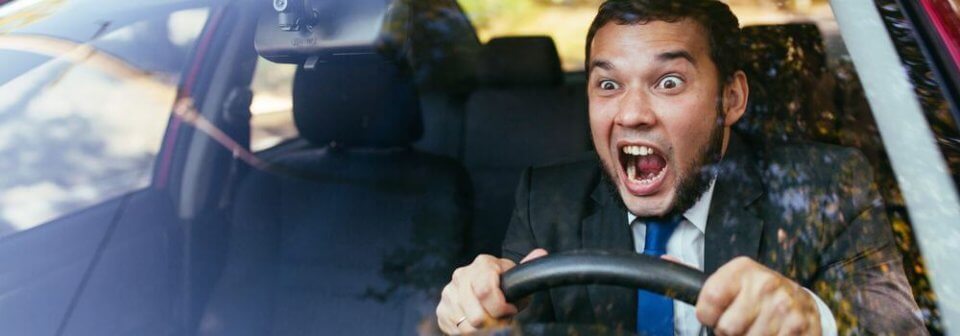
[436,249,548,334]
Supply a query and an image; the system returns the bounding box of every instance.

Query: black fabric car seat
[407,0,483,160]
[738,23,905,205]
[737,23,842,147]
[462,36,592,256]
[198,53,471,336]
[738,23,938,330]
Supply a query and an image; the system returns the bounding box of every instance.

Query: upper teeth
[623,145,654,156]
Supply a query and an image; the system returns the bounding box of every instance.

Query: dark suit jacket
[501,135,926,334]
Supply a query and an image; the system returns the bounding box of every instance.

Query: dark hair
[585,0,742,84]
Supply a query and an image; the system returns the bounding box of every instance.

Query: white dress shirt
[627,180,838,335]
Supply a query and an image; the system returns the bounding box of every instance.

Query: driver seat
[198,52,471,335]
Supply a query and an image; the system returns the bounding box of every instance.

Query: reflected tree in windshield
[0,7,208,237]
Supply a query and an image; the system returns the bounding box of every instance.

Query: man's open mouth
[618,144,668,195]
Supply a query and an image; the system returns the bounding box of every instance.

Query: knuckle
[500,306,519,318]
[441,285,453,300]
[720,324,745,336]
[474,282,492,299]
[695,306,717,326]
[498,258,517,270]
[699,288,723,306]
[475,272,500,296]
[773,290,794,313]
[774,298,792,315]
[799,313,813,330]
[488,303,510,318]
[452,267,465,282]
[732,256,752,266]
[758,274,781,293]
[714,323,734,336]
[716,316,746,336]
[474,254,493,264]
[466,314,485,327]
[783,316,806,334]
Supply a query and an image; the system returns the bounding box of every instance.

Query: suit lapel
[704,134,765,274]
[581,178,633,251]
[582,176,637,331]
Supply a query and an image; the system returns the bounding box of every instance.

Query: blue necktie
[635,216,680,335]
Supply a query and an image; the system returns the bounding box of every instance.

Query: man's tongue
[635,155,666,180]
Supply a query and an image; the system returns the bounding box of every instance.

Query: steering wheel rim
[500,250,707,305]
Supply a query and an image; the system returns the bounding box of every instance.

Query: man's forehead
[589,19,710,70]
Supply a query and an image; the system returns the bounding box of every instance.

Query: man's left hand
[695,256,821,335]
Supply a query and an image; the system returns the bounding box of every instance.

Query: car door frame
[832,0,960,332]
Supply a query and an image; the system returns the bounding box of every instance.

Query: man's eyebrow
[657,50,696,65]
[588,59,614,73]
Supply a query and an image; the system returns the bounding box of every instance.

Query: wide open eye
[655,75,685,91]
[599,79,621,91]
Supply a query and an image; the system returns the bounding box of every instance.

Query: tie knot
[642,215,681,256]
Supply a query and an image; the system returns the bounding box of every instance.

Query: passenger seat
[737,24,840,146]
[738,23,938,329]
[462,36,592,256]
[199,52,471,336]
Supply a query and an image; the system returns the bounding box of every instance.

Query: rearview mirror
[272,0,314,32]
[256,0,393,65]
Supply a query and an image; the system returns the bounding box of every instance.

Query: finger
[777,311,809,336]
[456,278,494,330]
[473,267,518,318]
[804,311,820,336]
[439,302,468,334]
[799,291,821,336]
[696,257,751,327]
[800,310,820,335]
[745,289,791,336]
[521,248,548,263]
[437,284,466,334]
[496,258,517,272]
[457,314,479,334]
[713,276,763,336]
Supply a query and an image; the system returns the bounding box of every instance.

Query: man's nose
[614,90,657,128]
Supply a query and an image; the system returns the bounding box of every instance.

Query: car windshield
[0,0,211,236]
[0,0,957,335]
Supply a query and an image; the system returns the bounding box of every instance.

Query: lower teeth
[629,168,664,185]
[624,156,664,185]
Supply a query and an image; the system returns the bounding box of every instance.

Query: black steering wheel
[501,249,707,305]
[492,250,707,334]
[485,250,707,335]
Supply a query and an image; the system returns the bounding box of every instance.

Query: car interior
[200,47,472,335]
[0,0,945,334]
[182,1,940,334]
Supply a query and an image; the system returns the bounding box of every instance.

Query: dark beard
[667,117,724,217]
[598,100,726,217]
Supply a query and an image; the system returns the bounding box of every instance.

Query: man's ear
[722,70,749,126]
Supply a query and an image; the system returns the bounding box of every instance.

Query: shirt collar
[627,179,716,234]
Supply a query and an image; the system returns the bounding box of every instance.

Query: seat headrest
[292,53,422,148]
[478,36,564,87]
[736,23,840,146]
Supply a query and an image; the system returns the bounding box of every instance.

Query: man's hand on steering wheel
[436,249,548,334]
[697,256,821,335]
